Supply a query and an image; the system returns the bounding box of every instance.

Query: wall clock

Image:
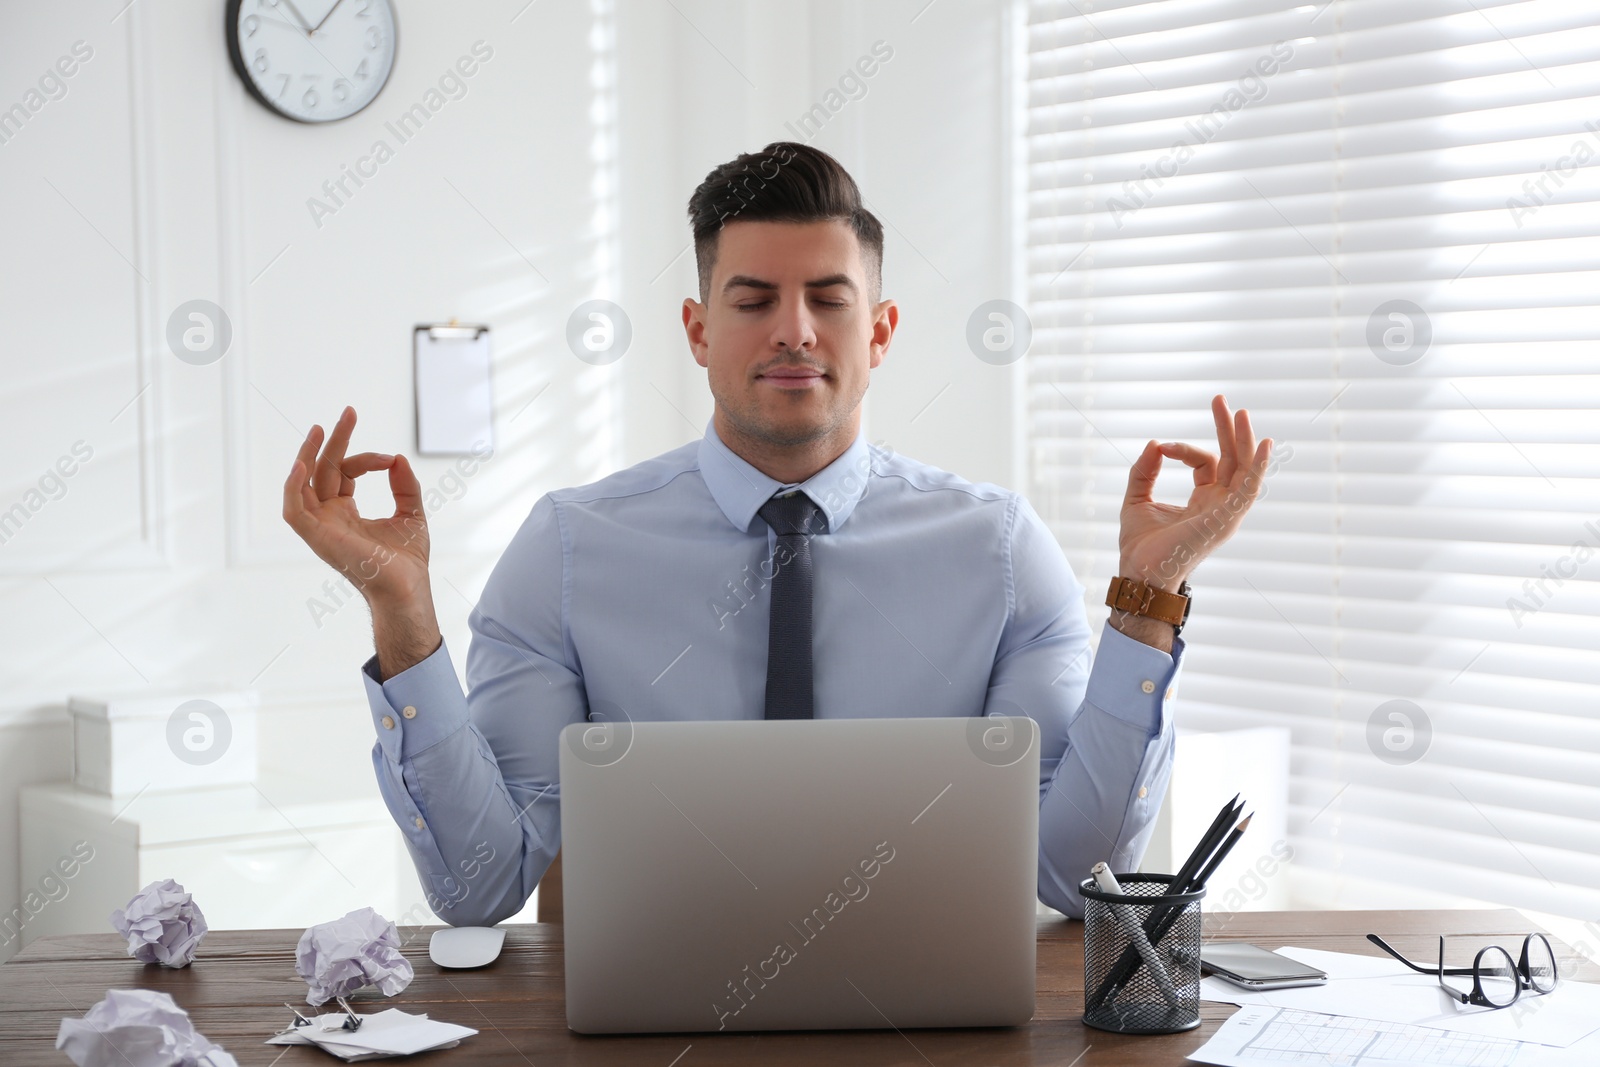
[226,0,398,123]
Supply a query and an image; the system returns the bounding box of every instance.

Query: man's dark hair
[687,141,884,305]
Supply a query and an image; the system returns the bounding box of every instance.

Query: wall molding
[0,4,167,576]
[217,31,265,569]
[126,0,167,568]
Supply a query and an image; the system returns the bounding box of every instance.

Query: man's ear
[868,300,898,370]
[683,298,710,369]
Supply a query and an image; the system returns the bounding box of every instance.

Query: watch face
[227,0,397,123]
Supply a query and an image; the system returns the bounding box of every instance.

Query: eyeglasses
[1366,933,1560,1009]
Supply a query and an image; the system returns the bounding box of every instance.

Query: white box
[67,689,260,795]
[1142,726,1293,913]
[15,781,424,945]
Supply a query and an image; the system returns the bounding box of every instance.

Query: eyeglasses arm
[1364,933,1476,977]
[1366,934,1435,975]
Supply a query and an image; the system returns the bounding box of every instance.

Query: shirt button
[1165,687,1174,700]
[381,715,395,730]
[1140,680,1156,694]
[402,705,417,719]
[414,816,426,830]
[1138,786,1148,799]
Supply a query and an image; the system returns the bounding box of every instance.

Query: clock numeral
[243,14,259,37]
[253,48,269,74]
[276,73,290,98]
[303,87,320,110]
[332,79,351,103]
[355,57,369,80]
[356,0,373,16]
[365,26,382,50]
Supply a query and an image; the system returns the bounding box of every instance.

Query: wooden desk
[3,909,1589,1065]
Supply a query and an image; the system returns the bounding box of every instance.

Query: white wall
[0,0,1019,962]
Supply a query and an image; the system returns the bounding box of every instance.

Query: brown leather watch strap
[1105,576,1191,630]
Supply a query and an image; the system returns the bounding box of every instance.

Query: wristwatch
[1105,576,1192,636]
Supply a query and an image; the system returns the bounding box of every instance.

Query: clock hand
[251,10,358,88]
[308,0,347,36]
[255,12,311,35]
[276,0,314,34]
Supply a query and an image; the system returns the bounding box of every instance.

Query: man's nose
[770,295,818,352]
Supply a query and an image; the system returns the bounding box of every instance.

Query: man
[283,142,1271,925]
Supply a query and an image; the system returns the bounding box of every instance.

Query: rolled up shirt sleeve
[359,494,583,927]
[986,495,1183,918]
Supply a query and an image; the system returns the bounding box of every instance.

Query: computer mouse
[428,926,507,969]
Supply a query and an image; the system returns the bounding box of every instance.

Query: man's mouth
[759,367,827,389]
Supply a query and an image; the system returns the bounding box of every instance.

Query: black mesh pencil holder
[1079,873,1204,1035]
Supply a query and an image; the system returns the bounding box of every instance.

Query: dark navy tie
[758,490,825,719]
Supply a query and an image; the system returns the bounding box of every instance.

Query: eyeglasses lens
[1476,946,1519,1007]
[1525,936,1559,994]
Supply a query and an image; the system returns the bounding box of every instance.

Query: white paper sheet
[266,1008,476,1061]
[414,325,493,456]
[1191,1005,1532,1067]
[1200,946,1600,1048]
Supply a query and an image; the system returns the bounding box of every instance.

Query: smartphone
[1201,943,1329,990]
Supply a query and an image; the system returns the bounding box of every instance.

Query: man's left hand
[1119,393,1272,595]
[1105,395,1272,656]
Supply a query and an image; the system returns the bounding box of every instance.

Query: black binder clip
[275,1003,315,1037]
[334,996,364,1031]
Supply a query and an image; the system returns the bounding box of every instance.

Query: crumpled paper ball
[295,906,414,1006]
[56,988,237,1067]
[110,878,207,967]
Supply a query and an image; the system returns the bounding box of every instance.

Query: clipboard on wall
[414,321,494,457]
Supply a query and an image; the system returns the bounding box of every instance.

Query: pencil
[1170,796,1243,897]
[1136,812,1254,962]
[1087,795,1243,1010]
[1191,813,1252,891]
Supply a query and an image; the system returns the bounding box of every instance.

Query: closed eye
[734,299,850,312]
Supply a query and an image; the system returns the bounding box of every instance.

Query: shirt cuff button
[1138,786,1148,799]
[402,705,417,719]
[1140,680,1156,694]
[381,715,395,730]
[414,816,426,830]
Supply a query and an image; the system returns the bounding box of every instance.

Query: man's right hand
[282,406,442,678]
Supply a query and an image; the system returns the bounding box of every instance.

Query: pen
[1091,862,1180,1010]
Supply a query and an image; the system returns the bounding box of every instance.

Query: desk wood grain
[3,909,1589,1066]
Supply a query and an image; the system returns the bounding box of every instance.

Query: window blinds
[1022,0,1600,921]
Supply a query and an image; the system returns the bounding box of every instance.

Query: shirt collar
[698,417,873,536]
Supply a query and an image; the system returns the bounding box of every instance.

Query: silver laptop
[558,715,1040,1034]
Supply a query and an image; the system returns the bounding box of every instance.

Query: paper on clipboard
[414,323,494,456]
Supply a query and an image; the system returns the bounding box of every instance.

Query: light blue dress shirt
[362,420,1183,924]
